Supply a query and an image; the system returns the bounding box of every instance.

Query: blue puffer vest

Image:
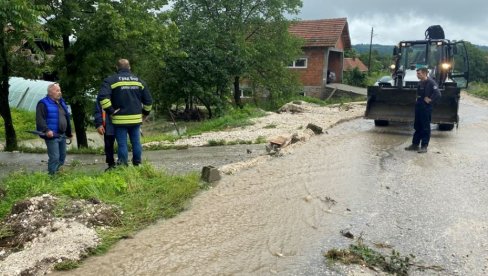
[39,96,70,135]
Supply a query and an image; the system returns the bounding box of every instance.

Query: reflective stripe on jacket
[98,68,152,126]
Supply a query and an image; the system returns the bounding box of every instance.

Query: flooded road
[0,143,266,179]
[45,95,488,275]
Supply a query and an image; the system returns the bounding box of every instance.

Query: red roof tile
[289,18,351,48]
[344,58,368,71]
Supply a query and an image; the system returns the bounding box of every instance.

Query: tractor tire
[374,120,389,127]
[438,123,454,131]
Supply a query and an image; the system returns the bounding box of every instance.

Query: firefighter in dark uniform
[405,67,441,153]
[98,59,152,166]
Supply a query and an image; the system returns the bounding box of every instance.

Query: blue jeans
[114,125,142,166]
[45,135,67,175]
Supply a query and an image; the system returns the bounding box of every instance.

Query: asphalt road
[0,143,266,179]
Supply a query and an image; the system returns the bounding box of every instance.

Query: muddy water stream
[54,95,488,275]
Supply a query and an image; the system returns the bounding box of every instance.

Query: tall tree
[39,0,176,148]
[171,0,303,110]
[0,1,51,151]
[464,41,488,83]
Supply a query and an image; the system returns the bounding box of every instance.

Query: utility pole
[368,27,373,75]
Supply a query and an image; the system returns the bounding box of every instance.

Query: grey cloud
[298,0,488,45]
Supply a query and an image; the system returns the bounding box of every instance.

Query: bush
[343,67,368,87]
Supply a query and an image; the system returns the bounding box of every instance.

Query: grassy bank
[0,108,36,141]
[466,82,488,99]
[3,98,359,153]
[0,164,202,255]
[3,106,267,147]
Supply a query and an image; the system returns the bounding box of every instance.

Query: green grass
[185,106,266,136]
[466,81,488,99]
[0,164,202,255]
[54,260,80,271]
[142,143,189,151]
[141,133,178,144]
[0,108,36,141]
[17,145,104,154]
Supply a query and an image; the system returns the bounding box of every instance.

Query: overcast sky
[296,0,488,46]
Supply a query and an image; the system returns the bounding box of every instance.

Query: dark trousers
[104,134,116,166]
[412,102,432,147]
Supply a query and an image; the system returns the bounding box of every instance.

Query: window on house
[288,58,307,68]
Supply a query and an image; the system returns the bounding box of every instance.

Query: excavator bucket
[365,86,416,123]
[365,86,460,124]
[431,86,460,124]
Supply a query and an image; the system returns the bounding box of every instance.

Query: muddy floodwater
[48,94,488,275]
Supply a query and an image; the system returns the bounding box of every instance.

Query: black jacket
[98,68,152,126]
[417,77,441,104]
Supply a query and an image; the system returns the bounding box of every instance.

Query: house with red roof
[288,18,351,97]
[343,57,368,72]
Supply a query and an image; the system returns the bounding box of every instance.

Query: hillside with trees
[353,44,394,56]
[352,42,488,83]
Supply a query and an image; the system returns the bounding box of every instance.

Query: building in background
[343,57,368,72]
[288,18,351,98]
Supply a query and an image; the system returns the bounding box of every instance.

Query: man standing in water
[405,67,441,153]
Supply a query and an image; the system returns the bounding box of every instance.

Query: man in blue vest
[36,83,73,175]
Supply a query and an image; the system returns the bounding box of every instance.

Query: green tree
[245,20,303,108]
[464,41,488,82]
[158,22,230,119]
[170,0,303,112]
[0,1,52,151]
[359,50,392,73]
[39,0,177,147]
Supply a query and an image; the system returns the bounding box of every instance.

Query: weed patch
[325,238,413,275]
[207,139,226,146]
[263,123,277,129]
[142,143,189,151]
[325,238,446,275]
[54,260,80,270]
